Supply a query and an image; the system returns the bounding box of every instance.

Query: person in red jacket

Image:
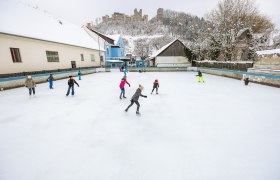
[119,76,130,99]
[151,79,159,94]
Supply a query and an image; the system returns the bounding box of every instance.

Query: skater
[24,76,36,96]
[78,70,82,80]
[47,73,54,89]
[119,76,130,99]
[123,68,128,76]
[196,70,205,83]
[66,76,79,96]
[125,85,147,115]
[151,79,159,94]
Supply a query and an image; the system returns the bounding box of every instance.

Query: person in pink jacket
[119,76,130,99]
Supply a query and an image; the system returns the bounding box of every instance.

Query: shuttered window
[10,48,22,63]
[46,51,59,62]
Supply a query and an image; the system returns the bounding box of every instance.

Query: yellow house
[0,1,104,76]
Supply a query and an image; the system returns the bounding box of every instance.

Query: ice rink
[0,71,280,180]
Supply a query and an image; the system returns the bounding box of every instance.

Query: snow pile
[0,0,102,50]
[256,49,280,56]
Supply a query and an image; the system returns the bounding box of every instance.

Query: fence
[195,61,253,71]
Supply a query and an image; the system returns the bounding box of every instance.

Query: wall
[155,56,190,66]
[0,33,103,74]
[199,67,280,88]
[0,68,97,90]
[195,61,253,71]
[254,54,280,70]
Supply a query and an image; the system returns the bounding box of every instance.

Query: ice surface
[0,72,280,180]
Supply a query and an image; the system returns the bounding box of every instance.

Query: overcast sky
[19,0,280,28]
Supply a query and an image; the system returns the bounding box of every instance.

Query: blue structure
[105,35,126,68]
[86,28,126,68]
[136,59,149,67]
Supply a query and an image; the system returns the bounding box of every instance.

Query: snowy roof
[151,39,178,58]
[256,49,280,56]
[106,60,123,63]
[107,34,121,45]
[0,1,103,51]
[236,28,250,39]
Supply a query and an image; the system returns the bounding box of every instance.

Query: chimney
[86,22,94,30]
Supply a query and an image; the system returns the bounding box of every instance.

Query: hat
[139,84,144,91]
[27,75,31,78]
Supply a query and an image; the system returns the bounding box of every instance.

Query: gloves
[144,96,147,98]
[129,85,130,87]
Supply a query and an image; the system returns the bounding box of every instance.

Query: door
[71,61,76,68]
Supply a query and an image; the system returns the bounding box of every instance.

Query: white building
[0,1,104,75]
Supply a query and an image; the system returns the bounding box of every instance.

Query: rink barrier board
[0,68,108,90]
[198,67,280,88]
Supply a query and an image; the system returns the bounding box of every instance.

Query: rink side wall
[0,68,107,90]
[198,67,280,88]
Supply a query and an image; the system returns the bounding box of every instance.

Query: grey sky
[24,0,280,28]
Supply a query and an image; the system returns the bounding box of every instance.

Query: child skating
[151,79,159,94]
[125,85,147,115]
[196,70,205,83]
[47,73,54,89]
[78,70,82,80]
[66,76,79,96]
[123,68,128,76]
[24,76,36,96]
[119,76,130,99]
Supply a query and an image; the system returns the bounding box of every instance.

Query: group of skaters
[23,68,249,114]
[119,66,160,115]
[24,70,82,97]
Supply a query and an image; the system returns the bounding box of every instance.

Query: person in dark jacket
[125,85,147,115]
[244,77,249,85]
[196,70,205,83]
[47,74,54,89]
[151,79,159,94]
[66,76,79,96]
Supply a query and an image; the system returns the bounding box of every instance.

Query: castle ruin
[102,8,148,23]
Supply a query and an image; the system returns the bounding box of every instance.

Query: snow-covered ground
[0,72,279,180]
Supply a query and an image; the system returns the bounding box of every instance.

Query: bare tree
[206,0,274,60]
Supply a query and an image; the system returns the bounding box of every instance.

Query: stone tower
[157,8,164,21]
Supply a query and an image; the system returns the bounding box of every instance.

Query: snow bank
[256,49,280,56]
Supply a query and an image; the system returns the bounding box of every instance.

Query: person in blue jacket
[78,70,82,80]
[47,74,54,89]
[123,68,128,76]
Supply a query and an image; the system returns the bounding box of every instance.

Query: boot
[136,111,140,115]
[123,96,127,98]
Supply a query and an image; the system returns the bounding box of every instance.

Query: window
[10,48,22,63]
[91,54,95,61]
[107,47,109,55]
[81,54,84,61]
[100,56,104,62]
[46,51,59,62]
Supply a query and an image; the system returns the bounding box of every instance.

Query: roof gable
[152,39,187,57]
